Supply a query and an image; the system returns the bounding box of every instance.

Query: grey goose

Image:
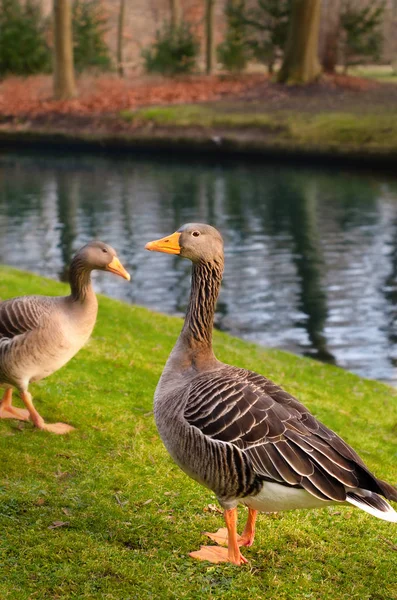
[0,241,130,434]
[145,223,397,566]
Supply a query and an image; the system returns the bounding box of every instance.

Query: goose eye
[192,231,200,238]
[102,248,108,253]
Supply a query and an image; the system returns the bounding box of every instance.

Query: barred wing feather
[0,296,53,339]
[184,367,390,503]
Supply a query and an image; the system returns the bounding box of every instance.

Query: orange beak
[145,231,181,255]
[106,256,131,280]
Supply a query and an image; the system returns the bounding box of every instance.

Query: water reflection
[265,175,334,363]
[1,151,397,384]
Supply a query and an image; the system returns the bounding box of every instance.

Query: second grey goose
[0,241,130,434]
[145,223,397,566]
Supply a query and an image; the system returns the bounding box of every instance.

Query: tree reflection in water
[1,151,397,383]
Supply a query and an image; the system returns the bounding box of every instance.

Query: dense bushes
[218,0,291,74]
[340,1,385,73]
[142,22,199,76]
[0,0,112,77]
[0,0,389,79]
[217,0,249,72]
[0,0,50,76]
[72,0,112,72]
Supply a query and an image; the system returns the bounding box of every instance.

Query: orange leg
[0,388,30,421]
[189,508,248,565]
[240,508,258,547]
[224,507,249,564]
[20,390,75,435]
[202,507,258,547]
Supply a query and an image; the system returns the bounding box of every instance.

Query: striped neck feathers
[180,257,224,353]
[69,256,93,302]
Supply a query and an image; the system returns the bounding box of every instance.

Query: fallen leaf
[378,536,397,551]
[204,504,223,514]
[115,494,129,507]
[48,521,69,529]
[55,468,69,479]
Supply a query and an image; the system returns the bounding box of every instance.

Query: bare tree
[278,0,322,84]
[117,0,126,76]
[53,0,76,99]
[170,0,182,31]
[205,0,216,74]
[319,0,341,72]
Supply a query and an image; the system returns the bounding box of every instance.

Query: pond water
[1,150,397,385]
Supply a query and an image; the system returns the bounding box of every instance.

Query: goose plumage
[0,241,130,434]
[146,223,397,566]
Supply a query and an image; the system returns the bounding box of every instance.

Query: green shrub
[0,0,51,76]
[340,1,385,73]
[217,0,249,72]
[223,0,291,74]
[142,22,199,76]
[72,0,112,72]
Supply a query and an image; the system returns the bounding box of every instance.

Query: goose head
[145,223,223,264]
[76,241,130,280]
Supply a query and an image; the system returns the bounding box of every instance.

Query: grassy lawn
[1,267,396,600]
[340,65,397,84]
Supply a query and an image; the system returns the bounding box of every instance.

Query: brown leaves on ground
[0,74,263,118]
[329,73,379,91]
[0,72,384,121]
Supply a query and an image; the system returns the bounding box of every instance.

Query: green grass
[0,267,396,600]
[121,105,397,154]
[339,65,397,84]
[120,105,281,130]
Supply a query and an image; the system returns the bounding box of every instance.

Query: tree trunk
[319,0,340,73]
[170,0,181,31]
[117,0,126,76]
[278,0,322,84]
[205,0,215,75]
[53,0,76,100]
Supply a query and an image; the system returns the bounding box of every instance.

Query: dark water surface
[1,150,397,384]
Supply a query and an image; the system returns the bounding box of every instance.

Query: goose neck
[69,256,93,302]
[180,258,223,355]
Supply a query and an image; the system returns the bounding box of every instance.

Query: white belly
[242,482,334,513]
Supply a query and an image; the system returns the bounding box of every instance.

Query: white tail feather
[346,492,397,523]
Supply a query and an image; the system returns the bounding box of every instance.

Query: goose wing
[0,296,54,339]
[184,367,385,502]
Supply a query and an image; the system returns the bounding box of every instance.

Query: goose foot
[0,404,30,421]
[190,507,250,566]
[203,527,243,547]
[19,391,74,434]
[203,508,258,548]
[0,389,30,421]
[189,545,248,565]
[38,422,75,435]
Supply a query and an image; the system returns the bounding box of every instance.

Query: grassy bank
[1,104,396,165]
[120,104,397,156]
[1,73,397,162]
[1,268,396,600]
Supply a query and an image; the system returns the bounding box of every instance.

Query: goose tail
[346,489,397,523]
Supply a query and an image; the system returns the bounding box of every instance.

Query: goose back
[0,292,98,390]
